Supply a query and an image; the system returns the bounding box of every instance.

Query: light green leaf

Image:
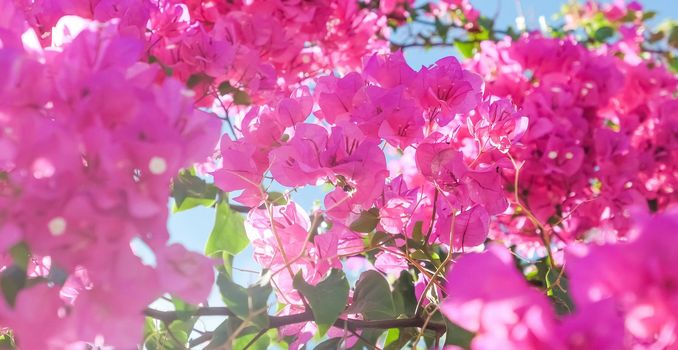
[205,202,249,256]
[454,41,476,58]
[293,269,349,335]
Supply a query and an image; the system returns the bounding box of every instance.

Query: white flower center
[48,217,67,236]
[148,156,167,175]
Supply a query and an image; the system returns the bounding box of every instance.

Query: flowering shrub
[0,0,677,349]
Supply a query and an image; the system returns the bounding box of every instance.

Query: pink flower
[415,56,482,126]
[567,209,678,347]
[441,245,556,349]
[468,98,528,153]
[156,244,216,305]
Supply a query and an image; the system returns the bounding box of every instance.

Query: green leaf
[642,11,656,21]
[454,41,476,58]
[0,332,14,349]
[143,318,190,350]
[668,25,678,48]
[368,231,391,248]
[434,18,449,40]
[444,320,474,348]
[233,90,252,106]
[384,328,400,347]
[186,73,210,88]
[348,329,384,350]
[293,269,349,335]
[218,81,238,95]
[594,26,614,42]
[143,318,161,350]
[384,328,418,350]
[171,169,219,213]
[165,321,189,348]
[267,192,288,205]
[411,221,424,245]
[9,243,29,271]
[0,266,26,307]
[205,317,243,350]
[217,81,251,105]
[392,271,417,317]
[233,332,270,350]
[205,201,249,256]
[315,337,343,350]
[216,273,270,329]
[347,270,395,320]
[349,208,380,233]
[171,297,198,322]
[546,267,574,315]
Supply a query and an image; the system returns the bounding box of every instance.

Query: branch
[229,204,252,213]
[143,306,235,323]
[144,307,447,344]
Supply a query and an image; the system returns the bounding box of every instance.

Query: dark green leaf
[349,208,380,233]
[205,317,243,350]
[216,273,270,329]
[315,337,342,350]
[546,267,574,315]
[369,231,391,248]
[349,329,384,350]
[186,73,210,88]
[392,271,417,317]
[171,169,219,212]
[347,270,395,320]
[594,26,614,42]
[293,269,349,335]
[444,320,474,348]
[205,201,249,256]
[411,221,424,244]
[434,18,449,40]
[0,266,26,307]
[218,81,237,95]
[233,332,270,350]
[9,243,29,271]
[232,90,252,106]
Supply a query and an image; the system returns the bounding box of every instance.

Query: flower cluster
[212,49,528,345]
[0,2,219,348]
[468,33,678,249]
[442,208,678,349]
[18,0,399,107]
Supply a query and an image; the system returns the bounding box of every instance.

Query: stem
[144,307,447,336]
